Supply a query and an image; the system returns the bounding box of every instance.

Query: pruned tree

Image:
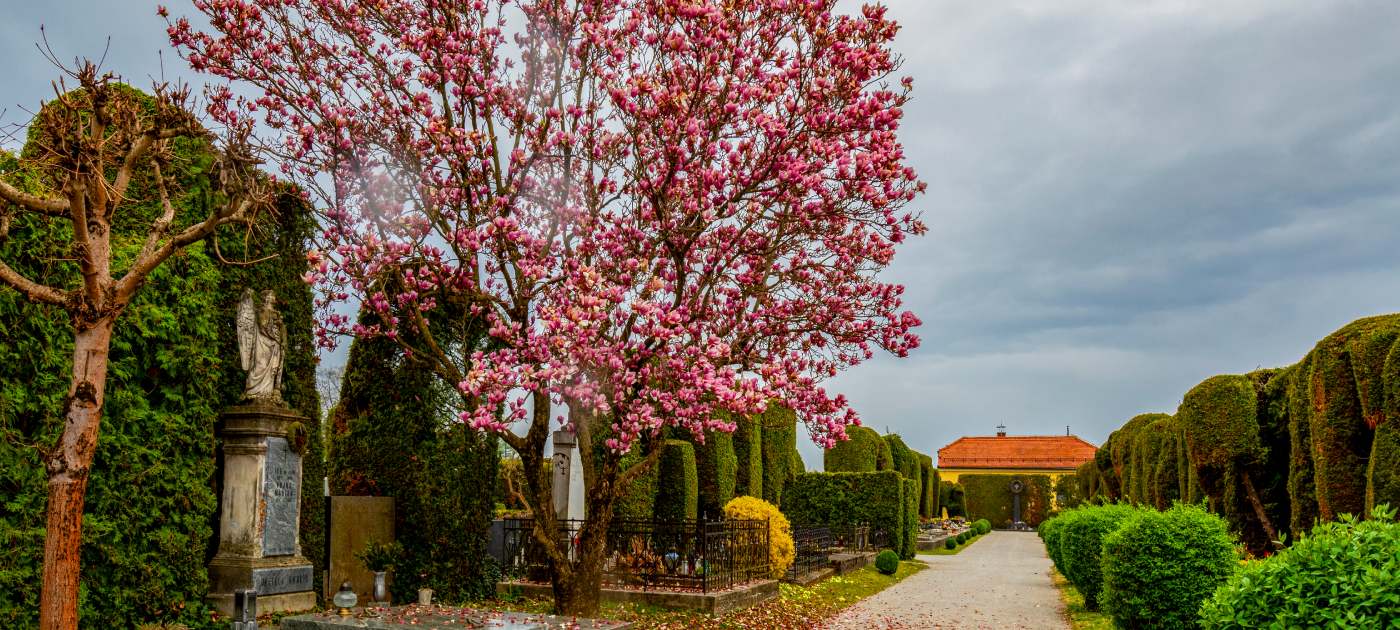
[0,63,270,630]
[170,0,924,614]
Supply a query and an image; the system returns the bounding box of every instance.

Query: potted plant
[355,539,403,605]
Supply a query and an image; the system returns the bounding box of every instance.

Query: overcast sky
[5,1,1399,470]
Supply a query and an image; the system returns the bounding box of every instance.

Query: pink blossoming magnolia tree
[170,0,924,614]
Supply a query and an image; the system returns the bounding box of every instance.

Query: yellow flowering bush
[723,496,795,579]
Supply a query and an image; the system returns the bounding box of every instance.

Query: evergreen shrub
[939,480,966,517]
[1039,515,1068,574]
[944,537,956,550]
[758,404,796,508]
[917,453,938,517]
[614,447,659,520]
[1058,503,1141,611]
[655,440,699,522]
[823,425,884,473]
[732,412,763,499]
[901,478,919,559]
[1199,506,1400,629]
[875,549,899,575]
[1101,504,1237,630]
[693,429,737,519]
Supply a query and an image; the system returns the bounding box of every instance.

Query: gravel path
[820,531,1068,630]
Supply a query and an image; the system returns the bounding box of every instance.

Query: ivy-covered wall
[939,480,966,518]
[0,94,322,628]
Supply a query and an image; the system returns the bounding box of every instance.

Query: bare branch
[0,179,69,216]
[0,259,66,305]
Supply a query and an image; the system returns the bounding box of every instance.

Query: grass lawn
[926,531,985,555]
[492,560,926,630]
[1050,567,1112,630]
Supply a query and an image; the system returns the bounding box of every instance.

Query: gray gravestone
[263,437,302,556]
[252,566,314,595]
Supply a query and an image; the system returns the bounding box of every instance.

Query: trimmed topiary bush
[614,446,660,520]
[732,411,763,499]
[823,425,884,473]
[1101,504,1238,630]
[956,531,968,544]
[875,549,900,575]
[944,537,956,550]
[1039,514,1068,574]
[976,518,991,534]
[918,453,938,517]
[655,440,699,521]
[692,428,737,519]
[901,478,919,559]
[759,403,797,508]
[1199,506,1400,629]
[723,496,794,579]
[1059,503,1142,610]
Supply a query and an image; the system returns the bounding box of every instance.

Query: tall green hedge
[1306,317,1391,520]
[732,412,763,499]
[961,474,1053,528]
[917,453,937,517]
[1375,336,1400,512]
[823,425,884,472]
[655,440,699,522]
[884,434,918,481]
[1,97,323,626]
[785,471,905,553]
[614,447,659,520]
[330,302,499,603]
[759,404,797,508]
[692,430,737,519]
[900,478,919,559]
[1112,413,1166,505]
[1285,353,1320,535]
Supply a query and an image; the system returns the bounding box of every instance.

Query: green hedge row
[732,412,763,500]
[940,480,966,518]
[694,430,737,519]
[759,404,799,508]
[901,478,919,559]
[918,453,939,517]
[1081,313,1400,554]
[823,425,885,472]
[785,471,908,556]
[961,474,1053,528]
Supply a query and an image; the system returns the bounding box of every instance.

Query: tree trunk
[39,316,115,630]
[1240,469,1279,545]
[551,508,610,617]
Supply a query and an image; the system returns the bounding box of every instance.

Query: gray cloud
[5,1,1399,472]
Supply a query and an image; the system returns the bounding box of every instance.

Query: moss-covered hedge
[759,404,797,508]
[784,471,906,553]
[961,474,1053,528]
[655,440,699,521]
[823,425,883,472]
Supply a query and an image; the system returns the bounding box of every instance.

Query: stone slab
[829,551,875,575]
[789,566,835,586]
[496,579,779,615]
[209,590,317,618]
[328,496,395,602]
[263,436,302,556]
[917,533,955,552]
[281,605,630,629]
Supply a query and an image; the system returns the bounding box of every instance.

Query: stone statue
[237,288,286,403]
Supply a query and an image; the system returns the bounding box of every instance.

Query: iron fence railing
[786,525,833,581]
[827,524,873,551]
[498,517,770,593]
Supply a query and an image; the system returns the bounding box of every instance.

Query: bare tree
[0,62,271,630]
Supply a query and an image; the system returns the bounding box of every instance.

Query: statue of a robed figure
[209,288,315,616]
[238,288,286,403]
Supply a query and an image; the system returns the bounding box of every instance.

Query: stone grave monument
[551,430,586,522]
[208,289,317,615]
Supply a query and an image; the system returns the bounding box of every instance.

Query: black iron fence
[498,517,770,593]
[786,525,833,581]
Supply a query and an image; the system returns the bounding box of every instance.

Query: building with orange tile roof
[936,426,1098,484]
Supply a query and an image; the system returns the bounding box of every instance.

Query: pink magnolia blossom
[169,0,925,453]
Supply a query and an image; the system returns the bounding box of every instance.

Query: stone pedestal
[209,403,317,616]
